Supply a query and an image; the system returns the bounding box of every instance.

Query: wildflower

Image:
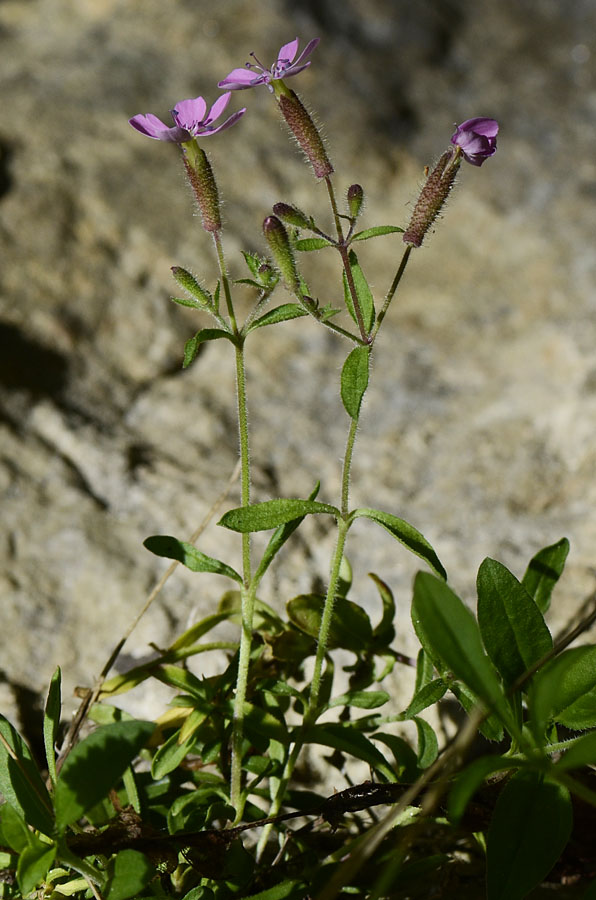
[218,37,319,92]
[451,117,499,166]
[129,93,245,142]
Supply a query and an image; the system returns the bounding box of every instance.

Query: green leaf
[16,837,56,896]
[350,225,404,241]
[44,666,61,789]
[342,249,375,332]
[246,303,308,332]
[477,558,552,688]
[450,683,505,742]
[253,483,320,587]
[168,611,237,652]
[151,729,198,780]
[369,573,396,646]
[522,537,570,614]
[241,250,262,278]
[54,720,155,831]
[171,296,211,311]
[152,664,207,699]
[171,267,213,307]
[0,715,54,835]
[304,724,395,781]
[183,328,232,368]
[412,573,515,735]
[219,498,339,532]
[287,594,373,653]
[400,679,448,719]
[530,646,596,734]
[350,508,446,580]
[294,238,332,251]
[0,804,31,852]
[486,771,572,900]
[414,717,438,768]
[327,690,390,710]
[105,849,154,900]
[448,756,515,824]
[143,535,242,583]
[340,346,370,420]
[556,731,596,772]
[239,879,307,900]
[372,732,419,782]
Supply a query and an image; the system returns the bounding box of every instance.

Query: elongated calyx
[347,184,364,219]
[278,90,333,179]
[272,202,311,229]
[183,141,222,233]
[402,150,460,248]
[263,216,300,292]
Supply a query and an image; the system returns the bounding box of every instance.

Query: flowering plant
[3,34,596,900]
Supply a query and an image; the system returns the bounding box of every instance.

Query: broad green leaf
[253,483,320,586]
[486,771,572,900]
[351,225,404,241]
[369,573,396,646]
[556,731,596,772]
[287,594,373,653]
[0,715,54,835]
[304,724,395,781]
[400,679,448,719]
[327,691,390,710]
[477,558,552,687]
[342,249,375,332]
[143,535,242,583]
[340,346,370,420]
[350,508,446,580]
[412,573,515,735]
[414,717,438,768]
[54,720,155,831]
[105,849,154,900]
[522,537,570,614]
[530,646,596,734]
[372,732,419,782]
[448,756,515,823]
[183,328,232,368]
[450,683,505,742]
[294,238,332,251]
[17,838,56,896]
[44,666,61,788]
[219,498,339,532]
[151,729,197,780]
[246,303,308,332]
[0,804,30,852]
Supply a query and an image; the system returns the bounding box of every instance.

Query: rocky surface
[1,0,596,728]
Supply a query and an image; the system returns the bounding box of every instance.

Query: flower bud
[402,150,460,248]
[263,215,300,292]
[272,202,311,229]
[182,140,221,233]
[277,90,333,179]
[171,267,212,307]
[347,184,364,219]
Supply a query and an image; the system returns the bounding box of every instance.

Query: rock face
[1,0,596,724]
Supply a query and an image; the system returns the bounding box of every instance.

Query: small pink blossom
[129,93,245,142]
[218,37,319,92]
[451,117,499,166]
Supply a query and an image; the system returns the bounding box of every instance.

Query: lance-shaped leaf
[294,237,333,251]
[412,573,515,735]
[477,558,552,688]
[529,645,596,734]
[522,537,570,614]
[341,346,370,420]
[17,837,57,896]
[287,594,373,653]
[54,720,155,831]
[448,755,516,824]
[369,573,396,646]
[253,484,320,586]
[219,498,339,532]
[143,535,242,583]
[43,667,61,789]
[350,508,446,579]
[350,225,404,241]
[342,249,375,332]
[246,303,308,333]
[304,723,395,781]
[0,715,54,835]
[183,328,232,368]
[486,771,572,900]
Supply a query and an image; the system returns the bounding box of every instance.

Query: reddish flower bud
[347,184,364,219]
[402,150,460,248]
[182,142,222,233]
[272,202,311,229]
[278,90,333,179]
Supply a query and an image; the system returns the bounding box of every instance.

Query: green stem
[213,231,238,333]
[325,176,369,344]
[370,245,412,343]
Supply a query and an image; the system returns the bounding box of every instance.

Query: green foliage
[342,249,375,332]
[340,345,370,420]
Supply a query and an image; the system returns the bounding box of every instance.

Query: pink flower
[218,37,319,92]
[450,117,499,166]
[129,93,245,142]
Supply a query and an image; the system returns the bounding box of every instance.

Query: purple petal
[218,68,265,90]
[277,37,299,66]
[173,96,207,129]
[458,117,499,137]
[129,113,169,138]
[202,107,247,135]
[290,37,320,68]
[206,92,231,123]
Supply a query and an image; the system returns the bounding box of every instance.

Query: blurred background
[1,0,596,727]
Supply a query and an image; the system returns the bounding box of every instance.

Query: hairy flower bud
[347,184,364,219]
[402,150,460,248]
[277,90,333,179]
[182,141,222,233]
[263,215,300,292]
[171,267,212,307]
[272,202,311,229]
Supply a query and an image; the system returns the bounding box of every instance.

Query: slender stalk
[325,176,369,343]
[213,231,238,333]
[370,245,412,343]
